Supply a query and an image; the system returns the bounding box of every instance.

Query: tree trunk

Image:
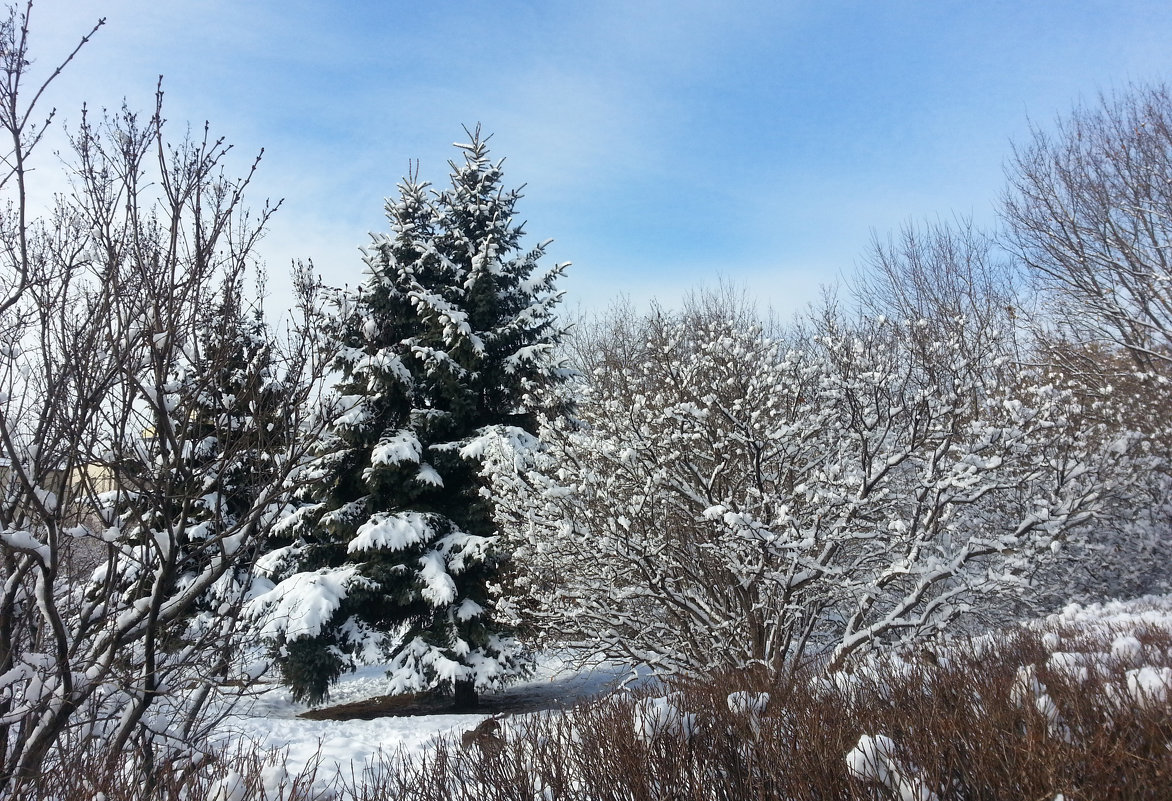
[452,678,479,711]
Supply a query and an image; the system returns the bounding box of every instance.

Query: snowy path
[214,654,635,784]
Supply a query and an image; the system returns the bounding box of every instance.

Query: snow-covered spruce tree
[251,128,568,706]
[115,284,284,574]
[167,286,290,627]
[91,275,301,764]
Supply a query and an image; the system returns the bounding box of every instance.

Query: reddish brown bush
[347,623,1172,801]
[22,620,1169,800]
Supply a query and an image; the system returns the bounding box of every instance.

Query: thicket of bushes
[28,610,1171,800]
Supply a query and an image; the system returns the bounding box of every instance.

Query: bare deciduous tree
[0,6,332,792]
[1003,83,1172,371]
[857,218,1020,351]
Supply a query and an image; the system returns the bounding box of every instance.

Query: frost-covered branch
[0,33,331,790]
[488,293,1133,679]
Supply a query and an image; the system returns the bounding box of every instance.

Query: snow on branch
[486,300,1135,678]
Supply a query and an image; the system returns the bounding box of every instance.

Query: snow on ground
[1043,594,1172,630]
[212,595,1172,794]
[214,653,636,787]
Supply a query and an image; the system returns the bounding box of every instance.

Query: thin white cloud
[16,0,1172,322]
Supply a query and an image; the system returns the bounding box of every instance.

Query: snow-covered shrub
[1019,343,1172,605]
[846,733,937,801]
[999,84,1172,601]
[487,295,1134,676]
[632,693,696,743]
[857,217,1172,607]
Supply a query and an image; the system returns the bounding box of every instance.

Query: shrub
[345,616,1172,800]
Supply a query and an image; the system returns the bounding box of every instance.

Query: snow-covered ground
[213,653,638,788]
[211,596,1172,797]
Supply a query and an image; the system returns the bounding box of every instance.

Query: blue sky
[33,0,1172,318]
